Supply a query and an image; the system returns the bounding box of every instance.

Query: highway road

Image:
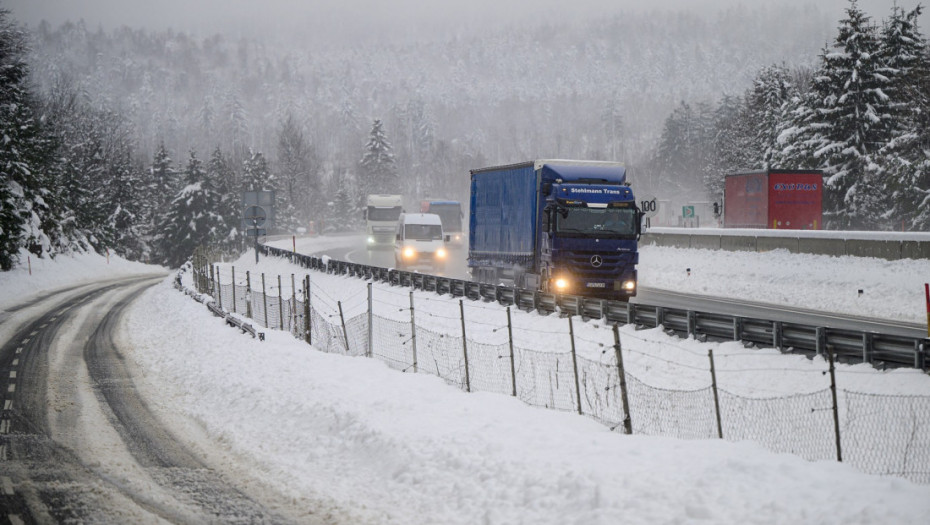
[297,235,927,340]
[0,274,324,524]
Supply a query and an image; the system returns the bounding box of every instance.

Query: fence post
[246,271,252,320]
[338,300,350,354]
[507,306,517,397]
[827,345,843,462]
[278,275,285,330]
[231,266,237,314]
[612,323,632,435]
[291,274,297,334]
[409,291,418,373]
[708,349,723,439]
[215,265,223,310]
[460,299,471,393]
[262,273,269,328]
[568,316,583,416]
[367,283,373,358]
[304,275,311,345]
[209,263,216,300]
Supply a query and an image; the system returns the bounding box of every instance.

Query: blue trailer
[468,160,640,300]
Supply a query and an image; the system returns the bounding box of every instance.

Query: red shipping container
[724,170,823,229]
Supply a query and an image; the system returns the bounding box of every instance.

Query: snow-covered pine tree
[242,148,274,192]
[808,0,890,229]
[156,150,224,267]
[277,114,321,230]
[207,146,241,252]
[358,119,398,200]
[0,7,64,269]
[704,94,752,202]
[875,5,930,230]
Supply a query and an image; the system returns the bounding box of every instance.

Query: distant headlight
[454,234,462,241]
[623,280,636,291]
[555,277,569,290]
[403,246,416,258]
[367,236,375,244]
[436,247,447,259]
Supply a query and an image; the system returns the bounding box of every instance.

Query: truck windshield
[428,204,462,231]
[404,224,443,240]
[555,208,637,236]
[368,206,402,221]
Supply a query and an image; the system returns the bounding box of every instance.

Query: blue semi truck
[468,160,641,300]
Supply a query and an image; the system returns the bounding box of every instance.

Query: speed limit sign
[639,194,659,219]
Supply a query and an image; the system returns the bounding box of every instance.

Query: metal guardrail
[175,273,260,339]
[260,244,929,371]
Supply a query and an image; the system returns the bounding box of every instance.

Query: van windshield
[404,224,443,240]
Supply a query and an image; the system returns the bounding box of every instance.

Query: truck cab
[364,194,404,250]
[425,200,465,248]
[394,213,450,271]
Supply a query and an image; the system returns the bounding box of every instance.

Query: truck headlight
[436,247,447,259]
[403,246,416,258]
[554,277,569,290]
[623,280,636,291]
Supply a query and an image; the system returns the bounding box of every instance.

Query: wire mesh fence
[192,261,930,485]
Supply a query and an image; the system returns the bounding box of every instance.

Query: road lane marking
[0,444,6,461]
[1,476,12,495]
[6,384,13,393]
[10,359,16,366]
[2,400,11,410]
[10,515,24,525]
[29,331,37,336]
[20,339,28,345]
[0,419,9,434]
[7,372,14,379]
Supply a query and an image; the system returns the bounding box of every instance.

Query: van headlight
[623,280,636,291]
[436,247,447,259]
[367,236,375,244]
[403,246,416,258]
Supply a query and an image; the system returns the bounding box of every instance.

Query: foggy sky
[6,0,925,42]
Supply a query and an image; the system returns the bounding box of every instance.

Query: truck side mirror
[396,233,401,241]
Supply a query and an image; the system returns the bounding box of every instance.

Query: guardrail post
[460,299,471,392]
[708,349,723,439]
[772,321,782,350]
[733,316,742,342]
[862,333,872,364]
[409,291,418,373]
[231,266,237,314]
[507,306,517,397]
[278,275,284,331]
[687,311,697,338]
[246,271,252,320]
[568,316,583,416]
[627,302,635,325]
[613,323,632,435]
[367,283,373,358]
[827,345,842,462]
[262,273,269,328]
[815,327,826,357]
[916,340,926,370]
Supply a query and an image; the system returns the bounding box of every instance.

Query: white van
[394,213,449,271]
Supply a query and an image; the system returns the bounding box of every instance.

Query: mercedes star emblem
[590,255,603,267]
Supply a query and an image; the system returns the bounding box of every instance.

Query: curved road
[0,275,319,524]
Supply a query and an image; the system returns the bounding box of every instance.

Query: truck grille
[561,250,635,277]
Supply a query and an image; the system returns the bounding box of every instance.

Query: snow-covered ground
[3,240,930,524]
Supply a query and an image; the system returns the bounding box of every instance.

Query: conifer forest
[1,0,928,270]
